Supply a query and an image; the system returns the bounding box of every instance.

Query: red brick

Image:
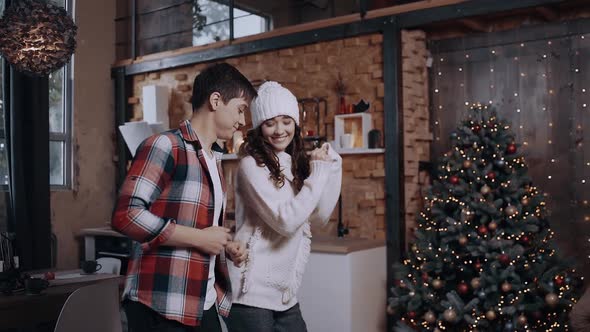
[279,49,294,56]
[359,199,376,208]
[177,84,191,92]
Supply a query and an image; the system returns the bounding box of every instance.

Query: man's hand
[194,226,232,255]
[226,241,248,267]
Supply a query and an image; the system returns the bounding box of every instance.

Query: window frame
[49,0,74,190]
[49,60,73,190]
[191,0,271,47]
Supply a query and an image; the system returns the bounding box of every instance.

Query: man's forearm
[162,224,202,248]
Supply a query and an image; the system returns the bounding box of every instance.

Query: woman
[228,81,342,332]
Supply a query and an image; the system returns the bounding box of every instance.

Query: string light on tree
[388,106,581,331]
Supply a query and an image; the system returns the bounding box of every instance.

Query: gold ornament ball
[434,329,441,332]
[545,293,559,306]
[521,197,530,206]
[443,308,457,322]
[459,236,468,246]
[488,221,498,231]
[505,205,517,216]
[424,311,436,323]
[480,185,491,195]
[432,279,444,289]
[463,160,472,168]
[517,314,527,325]
[501,281,512,292]
[486,310,497,320]
[470,277,481,289]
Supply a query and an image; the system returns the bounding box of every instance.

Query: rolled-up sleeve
[112,134,177,250]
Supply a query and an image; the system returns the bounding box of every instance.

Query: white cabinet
[299,237,387,332]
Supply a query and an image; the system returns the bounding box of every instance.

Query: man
[113,63,255,331]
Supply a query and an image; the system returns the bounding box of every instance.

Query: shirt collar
[179,120,225,153]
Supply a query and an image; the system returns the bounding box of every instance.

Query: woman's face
[261,115,296,152]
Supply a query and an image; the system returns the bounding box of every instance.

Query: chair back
[54,278,123,332]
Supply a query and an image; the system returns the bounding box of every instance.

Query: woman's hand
[226,241,248,267]
[310,144,331,162]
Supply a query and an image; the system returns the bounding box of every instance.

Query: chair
[97,257,122,275]
[54,278,123,332]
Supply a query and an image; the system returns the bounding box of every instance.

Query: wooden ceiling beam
[535,6,559,21]
[459,18,489,32]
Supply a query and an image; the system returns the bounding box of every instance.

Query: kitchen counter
[310,235,385,254]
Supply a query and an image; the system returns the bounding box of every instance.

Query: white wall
[51,0,117,269]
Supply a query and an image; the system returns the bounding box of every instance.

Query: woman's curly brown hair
[239,124,310,192]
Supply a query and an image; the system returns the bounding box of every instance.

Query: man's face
[214,96,248,140]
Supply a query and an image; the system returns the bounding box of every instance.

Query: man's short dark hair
[191,63,257,111]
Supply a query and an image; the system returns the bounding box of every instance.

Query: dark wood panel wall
[429,19,590,281]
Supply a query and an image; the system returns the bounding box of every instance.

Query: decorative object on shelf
[340,133,354,149]
[0,232,22,295]
[334,112,372,149]
[336,195,348,238]
[142,85,170,130]
[0,0,77,76]
[298,97,328,150]
[232,130,244,154]
[353,99,370,113]
[368,129,382,148]
[333,73,348,115]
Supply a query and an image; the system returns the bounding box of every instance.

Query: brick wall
[402,30,432,246]
[127,31,430,242]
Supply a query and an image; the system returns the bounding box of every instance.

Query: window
[48,0,73,189]
[0,0,72,191]
[0,0,7,232]
[192,0,270,46]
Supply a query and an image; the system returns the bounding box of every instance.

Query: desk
[0,270,122,330]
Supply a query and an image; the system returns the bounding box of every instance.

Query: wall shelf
[335,148,385,155]
[220,148,384,161]
[221,154,239,160]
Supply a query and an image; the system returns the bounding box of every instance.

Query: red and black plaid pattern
[112,120,231,327]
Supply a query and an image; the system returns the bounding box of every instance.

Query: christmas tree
[389,105,582,331]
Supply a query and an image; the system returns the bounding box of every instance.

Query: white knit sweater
[229,146,342,311]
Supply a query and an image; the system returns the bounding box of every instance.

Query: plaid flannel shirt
[112,120,231,327]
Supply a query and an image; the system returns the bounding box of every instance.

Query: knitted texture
[251,81,300,129]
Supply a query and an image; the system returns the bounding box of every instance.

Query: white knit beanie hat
[251,81,299,129]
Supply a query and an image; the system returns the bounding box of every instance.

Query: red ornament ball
[407,311,417,319]
[555,276,565,286]
[422,273,429,282]
[478,225,488,235]
[474,261,482,269]
[457,282,470,294]
[472,124,481,133]
[506,143,517,154]
[521,235,530,244]
[450,175,459,184]
[499,254,510,265]
[486,171,496,180]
